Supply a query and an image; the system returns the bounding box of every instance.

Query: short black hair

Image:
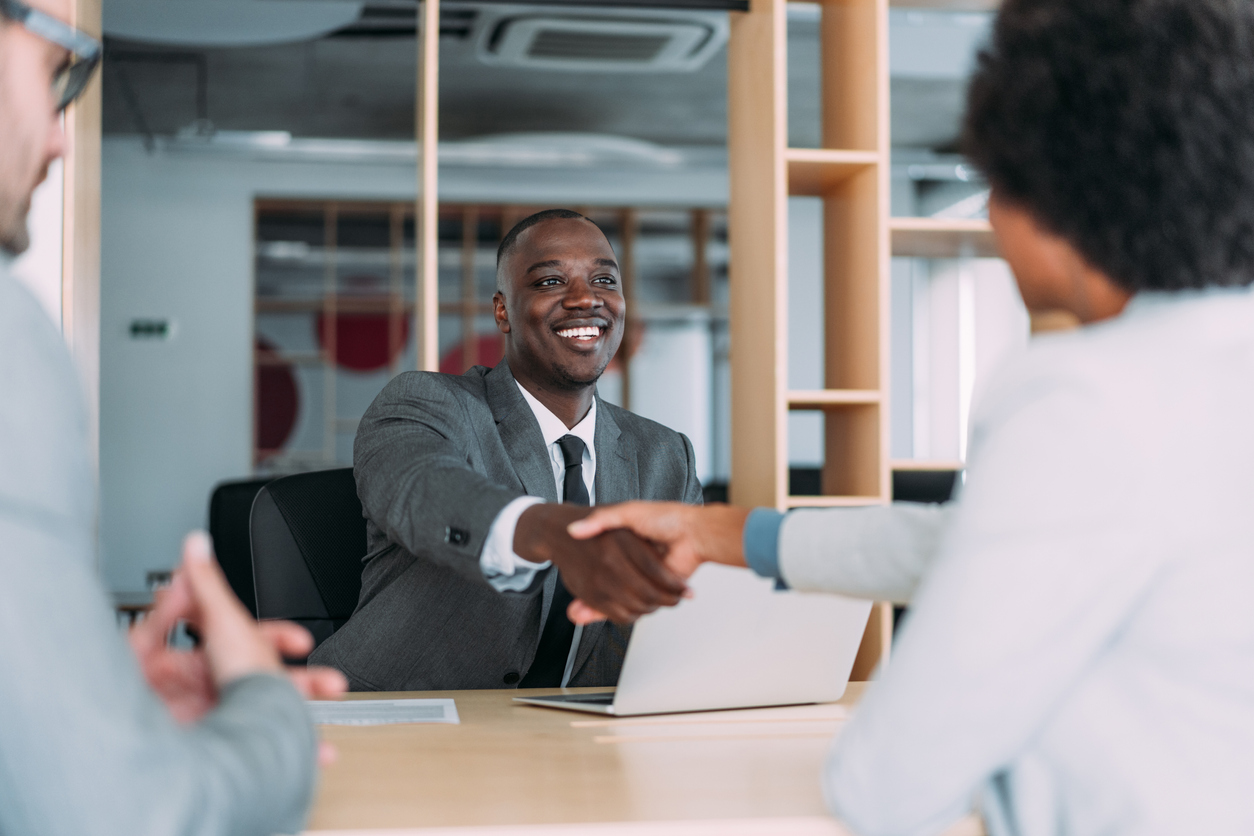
[962,0,1254,292]
[495,208,591,279]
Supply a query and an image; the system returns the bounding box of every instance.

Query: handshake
[513,502,752,626]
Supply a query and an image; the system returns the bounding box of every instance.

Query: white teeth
[557,326,602,340]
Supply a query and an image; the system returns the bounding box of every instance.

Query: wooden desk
[309,684,981,835]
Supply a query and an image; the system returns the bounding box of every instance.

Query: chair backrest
[249,467,367,649]
[208,477,275,618]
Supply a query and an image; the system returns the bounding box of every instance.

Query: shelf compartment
[788,389,881,408]
[890,217,998,259]
[786,149,879,196]
[788,401,883,500]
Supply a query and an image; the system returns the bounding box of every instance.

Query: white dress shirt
[479,382,597,590]
[771,287,1254,835]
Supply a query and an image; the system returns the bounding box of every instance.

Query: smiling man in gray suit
[310,209,703,691]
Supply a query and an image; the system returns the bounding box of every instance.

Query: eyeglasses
[0,0,101,111]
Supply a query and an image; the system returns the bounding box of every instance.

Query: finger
[318,741,338,768]
[287,666,349,700]
[181,533,252,628]
[601,558,669,618]
[567,599,608,625]
[602,599,648,625]
[181,531,282,685]
[566,504,636,540]
[616,532,688,598]
[130,570,193,653]
[601,534,683,612]
[259,621,315,660]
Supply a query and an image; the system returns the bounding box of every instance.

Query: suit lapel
[570,395,638,679]
[486,360,559,504]
[486,361,562,645]
[592,396,638,505]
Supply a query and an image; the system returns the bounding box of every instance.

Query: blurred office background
[81,1,1025,593]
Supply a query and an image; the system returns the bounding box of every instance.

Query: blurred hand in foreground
[564,502,752,625]
[129,532,347,763]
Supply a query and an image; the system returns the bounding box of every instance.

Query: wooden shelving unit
[728,0,891,678]
[728,0,890,514]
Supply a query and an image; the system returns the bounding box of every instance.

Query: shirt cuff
[481,496,550,592]
[743,507,786,580]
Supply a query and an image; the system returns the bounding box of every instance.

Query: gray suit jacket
[310,360,703,691]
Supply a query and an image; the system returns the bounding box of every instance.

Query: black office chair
[208,477,275,618]
[249,468,368,649]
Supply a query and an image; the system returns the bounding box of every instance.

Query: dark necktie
[519,435,587,688]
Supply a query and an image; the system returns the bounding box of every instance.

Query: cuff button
[445,526,469,546]
[503,671,520,685]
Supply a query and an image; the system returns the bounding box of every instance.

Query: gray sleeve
[0,476,317,836]
[0,271,316,836]
[679,432,705,505]
[187,675,318,835]
[353,372,526,586]
[778,503,951,604]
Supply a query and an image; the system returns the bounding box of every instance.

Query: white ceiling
[101,2,991,153]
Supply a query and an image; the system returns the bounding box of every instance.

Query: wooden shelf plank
[256,298,497,316]
[891,458,965,471]
[787,389,881,407]
[786,148,879,196]
[889,0,999,9]
[1030,309,1082,334]
[787,496,883,508]
[890,217,999,259]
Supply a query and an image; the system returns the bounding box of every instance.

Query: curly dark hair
[962,0,1254,291]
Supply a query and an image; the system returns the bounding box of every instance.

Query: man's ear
[493,291,510,334]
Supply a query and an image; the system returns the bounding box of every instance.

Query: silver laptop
[514,563,873,716]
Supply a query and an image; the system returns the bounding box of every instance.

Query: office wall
[100,138,728,592]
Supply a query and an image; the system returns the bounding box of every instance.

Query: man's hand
[564,502,753,624]
[514,504,689,625]
[130,532,348,739]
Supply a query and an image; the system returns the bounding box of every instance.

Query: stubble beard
[0,203,32,256]
[550,356,612,391]
[0,140,34,256]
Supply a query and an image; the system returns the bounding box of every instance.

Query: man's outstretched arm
[354,374,687,621]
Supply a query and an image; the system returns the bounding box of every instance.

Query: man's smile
[556,325,604,342]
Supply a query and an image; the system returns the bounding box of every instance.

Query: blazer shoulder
[600,400,691,451]
[382,368,492,404]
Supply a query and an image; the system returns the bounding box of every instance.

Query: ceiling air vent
[478,15,727,73]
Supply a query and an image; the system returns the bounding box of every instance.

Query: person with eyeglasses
[0,1,348,834]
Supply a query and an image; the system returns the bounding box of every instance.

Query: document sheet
[307,698,460,726]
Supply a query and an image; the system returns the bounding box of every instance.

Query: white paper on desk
[307,698,459,726]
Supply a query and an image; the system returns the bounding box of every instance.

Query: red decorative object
[255,337,298,461]
[440,334,505,375]
[315,306,412,372]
